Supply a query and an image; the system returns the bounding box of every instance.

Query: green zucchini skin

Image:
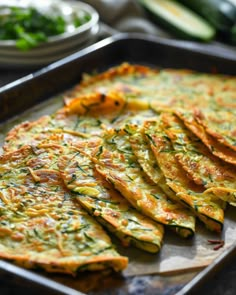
[177,0,236,42]
[138,0,216,41]
[231,24,236,44]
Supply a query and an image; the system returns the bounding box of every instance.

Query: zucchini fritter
[144,120,224,233]
[93,128,196,238]
[58,144,164,253]
[195,109,236,152]
[162,113,236,206]
[0,145,128,274]
[1,62,236,275]
[175,109,236,166]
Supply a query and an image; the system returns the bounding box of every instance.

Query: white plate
[0,24,99,57]
[0,35,98,69]
[0,0,99,67]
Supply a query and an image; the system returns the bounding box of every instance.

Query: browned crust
[175,110,236,166]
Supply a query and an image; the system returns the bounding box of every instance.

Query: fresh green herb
[0,6,91,50]
[145,133,156,146]
[68,173,77,184]
[0,6,65,50]
[94,246,113,255]
[117,146,133,154]
[76,163,86,174]
[84,232,95,242]
[73,117,82,131]
[151,193,161,200]
[96,145,103,157]
[127,219,141,225]
[73,12,91,27]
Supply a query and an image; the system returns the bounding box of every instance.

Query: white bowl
[0,24,99,57]
[0,0,100,67]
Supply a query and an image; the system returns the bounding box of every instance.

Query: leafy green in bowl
[0,5,91,50]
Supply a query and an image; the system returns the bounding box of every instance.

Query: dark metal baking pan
[0,33,236,295]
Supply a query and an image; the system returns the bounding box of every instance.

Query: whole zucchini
[231,24,236,43]
[177,0,236,42]
[138,0,216,41]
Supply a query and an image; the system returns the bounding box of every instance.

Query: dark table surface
[0,58,236,295]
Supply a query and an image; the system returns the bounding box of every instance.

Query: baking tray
[0,33,236,295]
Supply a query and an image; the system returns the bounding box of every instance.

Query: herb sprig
[0,6,91,50]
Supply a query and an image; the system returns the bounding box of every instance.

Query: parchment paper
[121,207,236,276]
[1,95,236,278]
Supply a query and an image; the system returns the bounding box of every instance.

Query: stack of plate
[0,0,99,68]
